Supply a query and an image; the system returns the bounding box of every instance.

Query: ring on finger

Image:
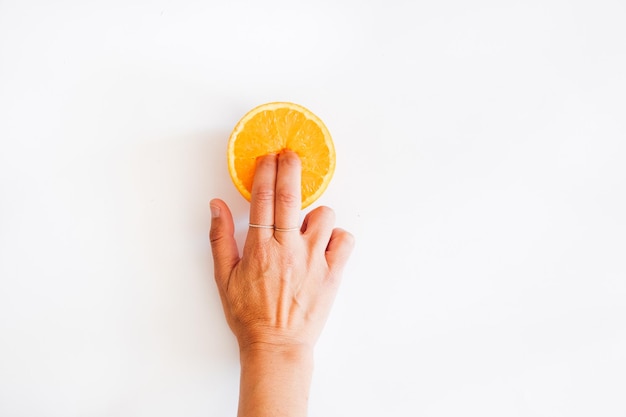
[274,226,300,232]
[249,223,274,229]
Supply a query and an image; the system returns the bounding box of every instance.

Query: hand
[209,150,354,355]
[209,150,354,416]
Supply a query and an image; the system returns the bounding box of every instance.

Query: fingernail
[210,204,220,218]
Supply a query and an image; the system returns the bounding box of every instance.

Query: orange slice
[227,102,335,209]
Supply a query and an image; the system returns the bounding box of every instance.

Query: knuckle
[209,228,220,242]
[317,206,335,221]
[339,230,356,248]
[254,187,275,203]
[276,188,300,207]
[244,241,272,270]
[256,249,273,271]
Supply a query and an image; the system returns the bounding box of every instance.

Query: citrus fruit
[227,102,335,209]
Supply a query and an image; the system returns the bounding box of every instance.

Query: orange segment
[227,102,335,209]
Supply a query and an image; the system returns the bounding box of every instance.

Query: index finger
[248,154,277,239]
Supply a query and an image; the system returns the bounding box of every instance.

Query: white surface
[1,1,625,416]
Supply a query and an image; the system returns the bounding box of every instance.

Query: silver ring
[274,226,300,232]
[248,223,274,229]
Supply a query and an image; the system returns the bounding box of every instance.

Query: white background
[1,1,625,416]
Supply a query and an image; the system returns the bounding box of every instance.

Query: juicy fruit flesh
[228,104,334,208]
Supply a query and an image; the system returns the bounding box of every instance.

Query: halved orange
[227,102,335,209]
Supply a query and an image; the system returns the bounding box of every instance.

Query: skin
[209,150,354,417]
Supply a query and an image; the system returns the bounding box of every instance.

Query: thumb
[209,199,240,289]
[325,228,355,279]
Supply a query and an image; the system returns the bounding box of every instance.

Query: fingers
[249,154,277,239]
[247,151,302,244]
[209,199,240,289]
[274,151,302,236]
[325,228,355,279]
[302,206,335,251]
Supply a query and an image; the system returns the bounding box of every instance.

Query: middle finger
[274,150,302,236]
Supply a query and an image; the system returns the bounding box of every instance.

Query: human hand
[209,150,354,355]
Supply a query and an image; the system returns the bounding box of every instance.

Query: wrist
[237,343,314,417]
[240,342,314,368]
